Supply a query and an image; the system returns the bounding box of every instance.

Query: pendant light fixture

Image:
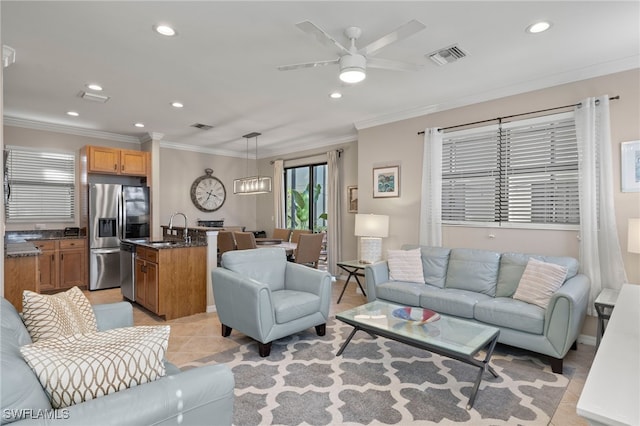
[233,132,272,195]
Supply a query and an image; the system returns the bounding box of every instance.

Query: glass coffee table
[336,300,500,409]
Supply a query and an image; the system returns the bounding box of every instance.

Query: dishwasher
[120,241,136,301]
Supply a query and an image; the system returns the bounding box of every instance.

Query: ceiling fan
[278,20,426,84]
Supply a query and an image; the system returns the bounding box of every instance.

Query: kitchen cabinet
[4,255,39,311]
[32,238,87,292]
[134,245,206,320]
[135,247,159,313]
[85,145,149,176]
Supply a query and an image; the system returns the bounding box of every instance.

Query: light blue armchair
[212,248,332,356]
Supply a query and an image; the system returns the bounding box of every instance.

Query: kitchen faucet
[168,212,189,243]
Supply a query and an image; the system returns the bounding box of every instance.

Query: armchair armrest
[544,273,590,356]
[364,261,390,302]
[284,263,331,296]
[92,302,134,331]
[211,268,275,342]
[49,365,234,426]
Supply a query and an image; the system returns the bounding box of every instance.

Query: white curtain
[326,150,341,276]
[273,160,285,228]
[419,128,443,246]
[575,95,627,315]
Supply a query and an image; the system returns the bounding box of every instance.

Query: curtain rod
[417,95,620,135]
[269,148,343,165]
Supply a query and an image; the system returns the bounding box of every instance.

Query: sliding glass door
[285,163,327,231]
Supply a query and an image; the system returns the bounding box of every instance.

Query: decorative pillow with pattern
[20,325,170,409]
[387,248,425,283]
[513,258,568,309]
[21,286,98,342]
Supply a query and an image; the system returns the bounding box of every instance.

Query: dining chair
[293,233,325,268]
[272,228,292,242]
[290,229,312,245]
[217,231,236,265]
[234,231,257,250]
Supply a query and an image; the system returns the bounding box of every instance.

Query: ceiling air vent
[78,91,110,103]
[190,123,214,130]
[427,44,468,66]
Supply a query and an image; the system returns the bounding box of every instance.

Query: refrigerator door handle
[119,188,126,240]
[91,248,121,255]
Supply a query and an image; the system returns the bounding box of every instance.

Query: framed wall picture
[621,140,640,192]
[373,166,400,198]
[347,186,358,213]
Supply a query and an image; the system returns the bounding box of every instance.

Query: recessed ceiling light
[66,111,79,117]
[86,83,103,91]
[153,24,177,37]
[134,123,145,128]
[171,101,184,108]
[329,91,342,99]
[526,21,552,34]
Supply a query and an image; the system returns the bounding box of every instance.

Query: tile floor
[84,279,595,425]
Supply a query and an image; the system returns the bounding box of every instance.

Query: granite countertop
[124,238,208,250]
[5,241,41,258]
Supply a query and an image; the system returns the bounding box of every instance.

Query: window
[285,163,327,231]
[5,146,76,222]
[441,112,578,227]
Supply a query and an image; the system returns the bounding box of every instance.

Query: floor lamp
[354,214,389,264]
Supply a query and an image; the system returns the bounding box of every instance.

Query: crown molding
[159,141,246,159]
[3,116,140,144]
[355,56,640,131]
[259,133,357,158]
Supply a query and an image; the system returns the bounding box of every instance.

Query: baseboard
[578,333,596,347]
[207,304,217,313]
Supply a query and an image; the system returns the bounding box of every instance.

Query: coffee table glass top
[336,301,499,357]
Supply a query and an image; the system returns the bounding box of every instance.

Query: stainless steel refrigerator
[89,184,150,290]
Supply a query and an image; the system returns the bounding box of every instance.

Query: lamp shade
[354,214,389,238]
[629,218,640,254]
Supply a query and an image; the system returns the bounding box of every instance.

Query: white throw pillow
[21,286,98,343]
[20,326,169,409]
[513,258,568,309]
[387,248,425,283]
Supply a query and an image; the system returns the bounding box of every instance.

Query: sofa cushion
[387,248,425,283]
[444,248,500,296]
[1,299,52,423]
[496,253,579,297]
[271,290,321,323]
[402,245,451,288]
[21,286,98,343]
[513,258,568,309]
[222,247,287,291]
[419,287,492,319]
[376,281,424,307]
[474,298,545,335]
[20,326,169,409]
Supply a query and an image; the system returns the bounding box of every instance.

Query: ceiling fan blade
[296,20,350,55]
[277,59,339,72]
[367,57,424,72]
[360,20,426,57]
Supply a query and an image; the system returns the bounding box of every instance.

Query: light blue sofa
[1,298,235,425]
[365,245,590,374]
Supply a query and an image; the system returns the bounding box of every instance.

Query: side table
[336,260,367,303]
[594,288,619,349]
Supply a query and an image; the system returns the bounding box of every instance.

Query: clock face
[190,170,226,212]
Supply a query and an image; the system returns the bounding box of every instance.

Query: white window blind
[6,146,76,222]
[442,111,579,226]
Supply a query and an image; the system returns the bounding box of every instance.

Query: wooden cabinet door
[38,250,57,291]
[88,146,119,174]
[120,150,147,176]
[135,257,146,306]
[145,261,159,313]
[4,256,39,311]
[59,249,85,289]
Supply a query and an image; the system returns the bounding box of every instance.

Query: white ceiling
[2,1,639,158]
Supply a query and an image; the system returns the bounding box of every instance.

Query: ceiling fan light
[340,68,366,84]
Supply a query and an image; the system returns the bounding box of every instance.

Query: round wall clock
[190,168,226,212]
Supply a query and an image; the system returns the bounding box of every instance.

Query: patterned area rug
[184,319,571,425]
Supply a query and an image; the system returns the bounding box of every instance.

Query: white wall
[358,69,640,284]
